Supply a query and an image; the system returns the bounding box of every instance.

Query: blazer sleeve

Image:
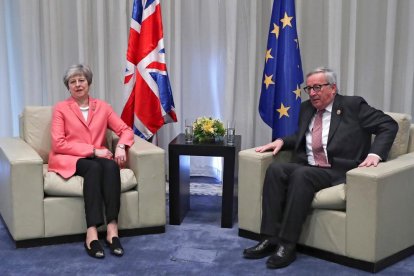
[106,105,134,148]
[357,98,398,160]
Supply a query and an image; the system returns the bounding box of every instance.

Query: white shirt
[80,106,89,121]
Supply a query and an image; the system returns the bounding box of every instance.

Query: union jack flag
[121,0,177,140]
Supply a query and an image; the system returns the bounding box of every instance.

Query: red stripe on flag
[147,62,167,71]
[121,90,136,128]
[134,5,164,62]
[133,73,164,133]
[125,28,141,65]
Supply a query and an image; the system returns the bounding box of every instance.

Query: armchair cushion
[312,183,346,210]
[43,165,137,197]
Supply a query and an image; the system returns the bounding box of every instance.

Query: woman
[48,64,134,259]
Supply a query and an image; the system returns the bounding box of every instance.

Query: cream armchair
[238,112,414,272]
[0,106,166,247]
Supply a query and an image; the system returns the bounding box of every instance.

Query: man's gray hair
[306,67,338,89]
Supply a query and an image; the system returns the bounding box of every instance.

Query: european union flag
[258,0,303,140]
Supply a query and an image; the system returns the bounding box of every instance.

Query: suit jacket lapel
[67,97,95,128]
[86,98,97,126]
[298,104,315,140]
[68,100,88,128]
[328,95,343,145]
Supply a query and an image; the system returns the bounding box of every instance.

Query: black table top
[169,133,241,147]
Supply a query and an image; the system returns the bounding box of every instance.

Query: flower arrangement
[193,116,225,143]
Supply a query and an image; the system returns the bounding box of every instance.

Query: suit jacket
[281,94,398,172]
[48,96,134,178]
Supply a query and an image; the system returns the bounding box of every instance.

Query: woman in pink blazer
[48,64,134,259]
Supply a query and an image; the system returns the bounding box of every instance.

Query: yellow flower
[192,116,225,142]
[202,121,214,133]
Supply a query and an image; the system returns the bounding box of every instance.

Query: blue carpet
[1,184,414,275]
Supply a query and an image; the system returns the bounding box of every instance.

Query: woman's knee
[76,158,102,176]
[102,159,119,173]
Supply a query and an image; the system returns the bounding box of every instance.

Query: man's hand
[255,139,284,155]
[359,154,381,167]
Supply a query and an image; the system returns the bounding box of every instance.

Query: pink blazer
[48,97,134,178]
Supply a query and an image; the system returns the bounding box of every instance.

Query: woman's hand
[94,148,113,159]
[114,146,127,168]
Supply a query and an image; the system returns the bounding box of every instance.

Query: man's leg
[243,162,302,259]
[260,162,303,239]
[266,166,344,269]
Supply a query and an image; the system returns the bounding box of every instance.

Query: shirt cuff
[368,153,382,161]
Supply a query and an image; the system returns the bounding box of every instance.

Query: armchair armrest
[0,137,44,241]
[346,152,414,262]
[128,136,166,227]
[238,147,291,233]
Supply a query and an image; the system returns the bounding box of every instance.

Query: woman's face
[68,74,89,101]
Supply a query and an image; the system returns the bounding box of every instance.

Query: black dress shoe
[243,239,277,259]
[84,240,105,259]
[266,244,296,269]
[106,237,124,256]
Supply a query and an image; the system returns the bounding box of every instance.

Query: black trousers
[260,162,346,244]
[75,158,121,228]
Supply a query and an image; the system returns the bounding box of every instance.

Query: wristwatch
[117,144,125,150]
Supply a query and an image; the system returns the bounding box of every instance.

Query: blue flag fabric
[258,0,304,140]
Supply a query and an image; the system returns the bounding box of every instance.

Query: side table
[168,134,241,228]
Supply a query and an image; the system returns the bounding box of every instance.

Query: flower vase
[198,136,215,143]
[215,136,224,143]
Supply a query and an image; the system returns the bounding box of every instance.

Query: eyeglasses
[303,83,331,94]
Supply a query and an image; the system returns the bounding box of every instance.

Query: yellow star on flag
[265,48,273,63]
[271,23,280,38]
[280,12,293,28]
[292,85,301,99]
[277,103,290,118]
[264,74,275,89]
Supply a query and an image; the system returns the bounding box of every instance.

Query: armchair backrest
[385,112,413,159]
[409,125,414,153]
[20,106,114,164]
[21,106,53,163]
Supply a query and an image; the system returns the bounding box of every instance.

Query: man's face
[306,72,336,110]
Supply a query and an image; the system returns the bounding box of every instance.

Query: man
[243,67,398,269]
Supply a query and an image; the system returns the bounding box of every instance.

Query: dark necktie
[312,109,330,167]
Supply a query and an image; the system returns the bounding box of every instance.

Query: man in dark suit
[242,67,398,269]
